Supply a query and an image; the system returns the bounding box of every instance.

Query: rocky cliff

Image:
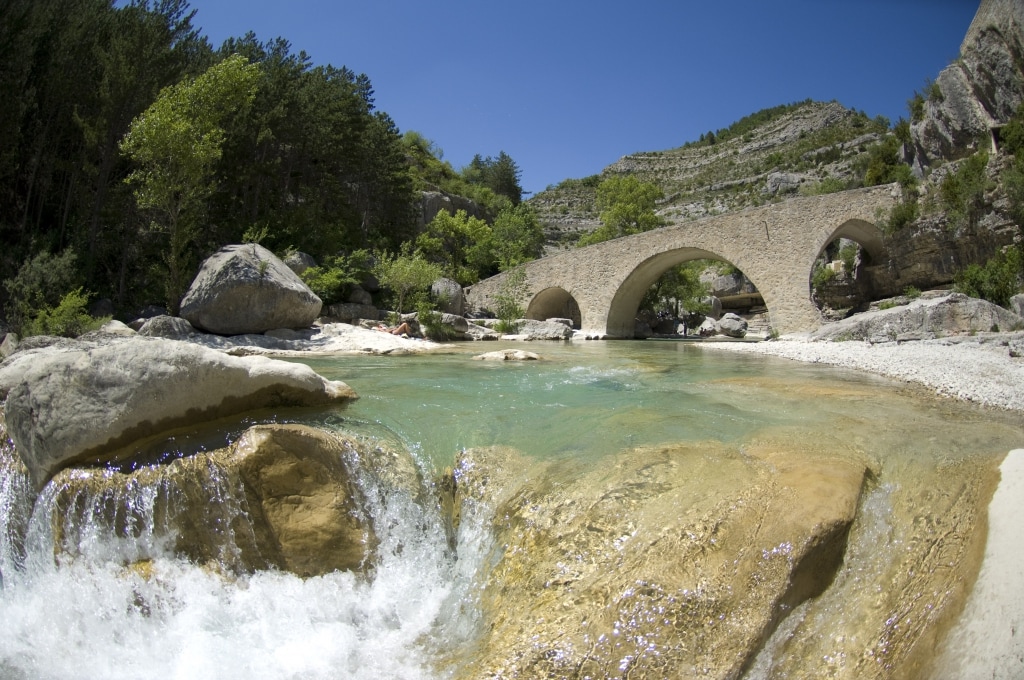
[909,0,1024,170]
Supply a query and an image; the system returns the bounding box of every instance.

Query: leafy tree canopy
[120,53,260,312]
[372,248,444,314]
[491,204,545,271]
[416,209,495,285]
[578,175,666,246]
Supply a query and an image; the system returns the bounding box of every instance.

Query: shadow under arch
[814,218,888,266]
[527,287,582,328]
[605,247,754,338]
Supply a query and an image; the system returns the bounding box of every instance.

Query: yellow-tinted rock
[46,424,420,577]
[451,442,868,679]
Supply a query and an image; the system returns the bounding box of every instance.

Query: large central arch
[466,186,895,336]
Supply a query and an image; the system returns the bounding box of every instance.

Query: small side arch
[817,218,888,266]
[527,287,582,328]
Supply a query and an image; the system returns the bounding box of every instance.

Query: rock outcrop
[811,292,1024,342]
[472,349,541,361]
[180,244,322,335]
[137,314,197,339]
[717,311,749,337]
[419,191,487,230]
[508,318,573,340]
[910,0,1024,169]
[0,336,356,488]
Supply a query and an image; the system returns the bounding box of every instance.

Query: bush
[803,176,847,195]
[22,288,108,338]
[415,301,457,341]
[812,264,837,290]
[3,249,82,333]
[887,197,920,232]
[839,244,858,274]
[954,248,1022,308]
[300,251,370,305]
[940,152,990,229]
[493,268,528,332]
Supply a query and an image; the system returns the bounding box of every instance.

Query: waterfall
[0,432,488,680]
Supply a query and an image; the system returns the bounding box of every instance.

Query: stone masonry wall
[466,186,897,336]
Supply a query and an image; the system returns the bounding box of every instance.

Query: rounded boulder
[181,244,322,335]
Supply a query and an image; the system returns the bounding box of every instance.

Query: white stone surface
[931,449,1024,679]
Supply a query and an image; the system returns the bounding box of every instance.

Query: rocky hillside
[530,100,891,248]
[531,0,1024,258]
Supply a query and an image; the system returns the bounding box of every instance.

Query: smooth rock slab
[447,441,868,679]
[811,293,1024,342]
[0,336,356,488]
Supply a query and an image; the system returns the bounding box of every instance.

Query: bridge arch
[811,218,888,268]
[465,186,896,337]
[527,287,582,328]
[606,247,739,338]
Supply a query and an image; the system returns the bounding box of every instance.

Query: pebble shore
[702,336,1024,412]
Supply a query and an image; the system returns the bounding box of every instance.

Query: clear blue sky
[189,0,980,195]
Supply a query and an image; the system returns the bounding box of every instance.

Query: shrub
[940,152,991,229]
[839,244,858,274]
[903,286,922,299]
[415,301,457,341]
[803,176,846,195]
[908,92,926,123]
[812,264,837,290]
[954,248,1022,308]
[3,249,82,333]
[887,197,920,232]
[300,251,370,305]
[22,288,108,338]
[494,268,529,333]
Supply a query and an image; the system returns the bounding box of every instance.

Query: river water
[0,340,1021,679]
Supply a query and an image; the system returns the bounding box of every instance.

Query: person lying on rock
[376,322,411,336]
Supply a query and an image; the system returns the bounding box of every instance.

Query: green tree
[494,267,530,333]
[120,54,260,313]
[491,203,544,270]
[372,248,444,314]
[416,209,495,284]
[641,262,710,317]
[863,136,913,187]
[462,151,523,205]
[3,249,83,334]
[578,175,665,246]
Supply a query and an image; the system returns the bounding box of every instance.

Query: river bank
[700,334,1024,412]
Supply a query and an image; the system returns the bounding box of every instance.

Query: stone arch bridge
[466,186,897,337]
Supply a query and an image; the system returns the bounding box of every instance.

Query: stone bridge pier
[466,186,897,337]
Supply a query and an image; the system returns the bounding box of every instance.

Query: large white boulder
[0,336,356,488]
[180,244,322,335]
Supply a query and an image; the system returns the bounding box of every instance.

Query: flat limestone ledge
[699,336,1024,411]
[931,449,1024,680]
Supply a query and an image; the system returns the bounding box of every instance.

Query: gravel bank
[702,336,1024,412]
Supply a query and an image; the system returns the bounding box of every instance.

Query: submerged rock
[0,336,356,488]
[472,350,541,361]
[447,441,868,679]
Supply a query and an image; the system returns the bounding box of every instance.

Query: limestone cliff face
[910,0,1024,169]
